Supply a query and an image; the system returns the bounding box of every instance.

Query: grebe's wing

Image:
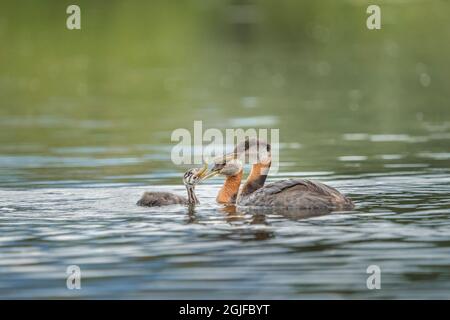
[238,179,354,209]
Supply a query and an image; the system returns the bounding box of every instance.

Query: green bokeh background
[1,0,449,185]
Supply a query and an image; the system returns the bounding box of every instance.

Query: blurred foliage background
[0,0,449,185]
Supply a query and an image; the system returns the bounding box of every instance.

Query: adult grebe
[204,138,354,210]
[137,165,208,206]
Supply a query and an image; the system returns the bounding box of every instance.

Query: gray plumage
[137,192,189,206]
[237,179,354,210]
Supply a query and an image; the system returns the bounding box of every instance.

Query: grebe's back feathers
[237,179,354,210]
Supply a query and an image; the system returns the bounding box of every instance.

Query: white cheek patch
[237,147,271,166]
[259,150,271,165]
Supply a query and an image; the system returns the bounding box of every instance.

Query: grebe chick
[137,165,207,207]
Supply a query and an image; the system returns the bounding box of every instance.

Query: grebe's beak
[197,162,208,177]
[194,162,213,182]
[200,153,235,181]
[201,169,219,181]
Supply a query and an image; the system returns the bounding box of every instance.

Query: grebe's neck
[239,161,271,197]
[185,185,199,205]
[217,170,243,204]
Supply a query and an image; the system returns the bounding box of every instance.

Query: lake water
[1,1,450,299]
[1,131,449,299]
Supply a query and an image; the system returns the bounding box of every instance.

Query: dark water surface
[1,1,450,299]
[1,136,449,299]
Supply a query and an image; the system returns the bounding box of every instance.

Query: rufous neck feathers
[216,170,243,204]
[239,162,271,197]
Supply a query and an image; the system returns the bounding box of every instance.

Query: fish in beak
[196,163,209,179]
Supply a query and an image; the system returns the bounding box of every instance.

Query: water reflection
[223,205,335,222]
